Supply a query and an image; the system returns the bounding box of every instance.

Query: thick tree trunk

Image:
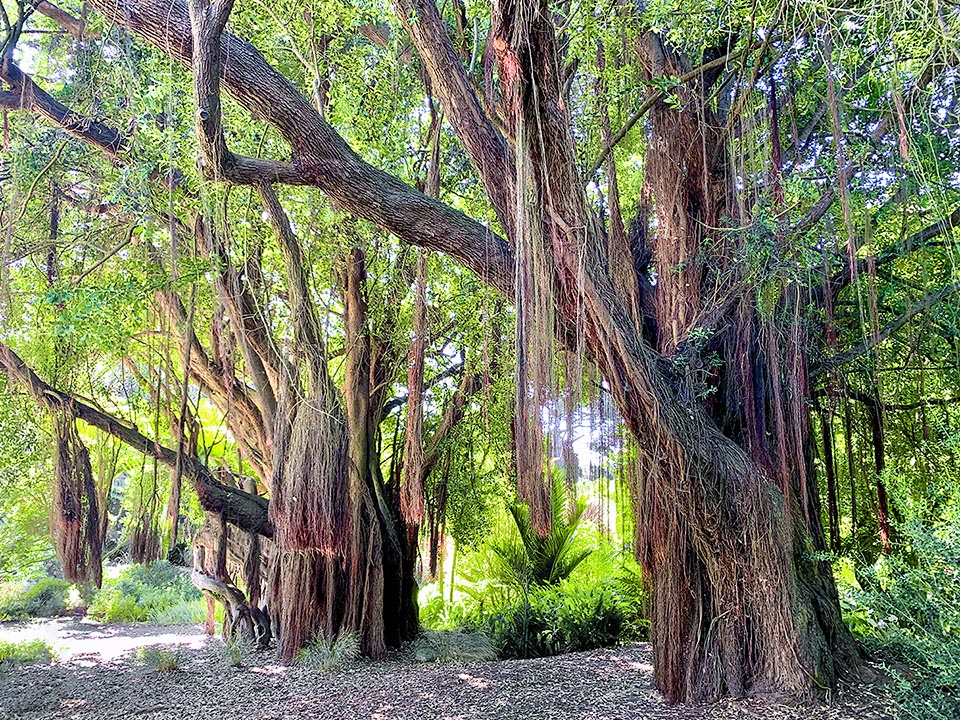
[483,2,860,702]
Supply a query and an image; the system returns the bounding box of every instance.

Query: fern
[492,472,591,588]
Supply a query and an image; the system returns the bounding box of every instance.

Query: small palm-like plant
[492,472,591,588]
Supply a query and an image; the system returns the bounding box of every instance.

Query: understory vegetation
[87,562,204,624]
[0,639,55,668]
[837,517,960,718]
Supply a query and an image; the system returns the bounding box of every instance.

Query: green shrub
[413,630,496,663]
[135,646,181,672]
[0,640,54,667]
[467,576,648,659]
[837,520,960,719]
[491,473,591,589]
[224,632,254,668]
[0,577,70,620]
[88,561,201,623]
[296,632,360,671]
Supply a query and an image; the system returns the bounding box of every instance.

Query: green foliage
[467,576,648,660]
[837,519,960,719]
[150,599,207,626]
[88,562,201,623]
[0,578,70,620]
[296,632,360,672]
[0,640,55,668]
[135,646,182,672]
[420,503,648,660]
[0,387,54,580]
[491,475,591,589]
[412,630,496,664]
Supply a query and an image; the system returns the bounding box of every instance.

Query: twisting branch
[187,0,300,184]
[0,342,272,536]
[89,0,516,298]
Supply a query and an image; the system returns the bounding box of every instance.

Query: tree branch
[0,341,272,536]
[823,205,960,301]
[392,0,515,231]
[90,0,516,297]
[815,281,960,375]
[32,1,97,40]
[0,60,126,156]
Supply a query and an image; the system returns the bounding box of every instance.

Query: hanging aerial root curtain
[513,103,556,538]
[51,411,103,587]
[268,381,351,556]
[268,380,352,660]
[401,249,429,533]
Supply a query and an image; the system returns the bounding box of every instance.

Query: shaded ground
[0,620,893,720]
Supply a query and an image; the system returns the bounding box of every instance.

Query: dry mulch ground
[0,620,894,720]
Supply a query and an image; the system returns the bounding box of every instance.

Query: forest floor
[0,619,894,720]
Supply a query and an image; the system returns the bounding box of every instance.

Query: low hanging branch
[0,342,272,537]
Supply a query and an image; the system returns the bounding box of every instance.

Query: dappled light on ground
[0,620,892,720]
[0,618,212,663]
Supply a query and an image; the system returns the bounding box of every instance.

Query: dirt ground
[0,620,894,720]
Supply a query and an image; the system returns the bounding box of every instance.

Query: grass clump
[0,639,55,668]
[150,599,207,625]
[413,630,496,663]
[296,632,360,671]
[0,577,70,620]
[224,632,254,668]
[88,561,200,623]
[135,646,182,672]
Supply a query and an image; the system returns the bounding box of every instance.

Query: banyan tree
[2,0,959,705]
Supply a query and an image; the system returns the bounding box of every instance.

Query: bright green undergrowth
[88,561,202,623]
[0,577,70,620]
[419,477,648,660]
[0,640,55,668]
[838,518,960,719]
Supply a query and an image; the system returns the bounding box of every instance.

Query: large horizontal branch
[90,0,516,298]
[0,60,127,156]
[0,342,273,537]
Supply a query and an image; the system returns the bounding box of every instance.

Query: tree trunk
[819,405,841,553]
[864,391,892,554]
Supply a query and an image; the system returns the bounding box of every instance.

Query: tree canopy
[1,0,959,708]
